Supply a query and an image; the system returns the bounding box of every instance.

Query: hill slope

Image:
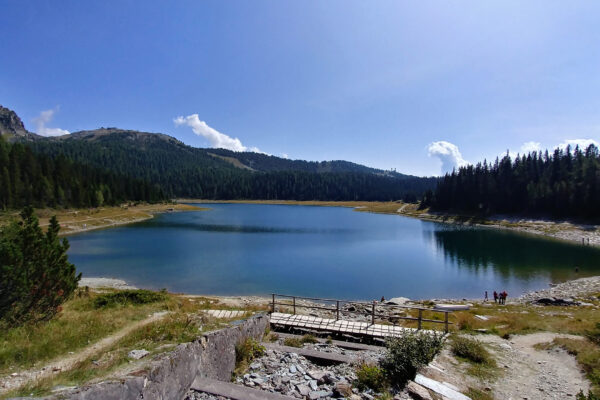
[1,106,437,201]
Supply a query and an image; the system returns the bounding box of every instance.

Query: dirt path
[0,311,169,395]
[426,332,589,399]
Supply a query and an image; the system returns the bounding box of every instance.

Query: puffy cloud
[520,141,542,154]
[33,108,69,137]
[173,114,255,152]
[556,138,599,152]
[427,141,468,174]
[281,153,289,159]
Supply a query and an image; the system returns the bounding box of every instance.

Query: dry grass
[452,302,600,338]
[0,202,206,235]
[1,291,234,397]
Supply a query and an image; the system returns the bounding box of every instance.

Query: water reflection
[428,225,600,282]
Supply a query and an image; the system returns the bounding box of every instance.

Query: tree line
[0,136,165,210]
[28,134,438,202]
[422,144,600,220]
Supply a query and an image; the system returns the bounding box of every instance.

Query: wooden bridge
[269,294,452,340]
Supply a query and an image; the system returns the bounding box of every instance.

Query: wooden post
[444,312,449,333]
[293,297,296,315]
[372,301,375,325]
[418,309,423,330]
[271,294,275,313]
[336,301,340,320]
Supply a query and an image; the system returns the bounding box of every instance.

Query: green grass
[0,292,169,375]
[234,338,265,377]
[93,289,168,308]
[451,336,495,365]
[450,335,500,381]
[283,334,318,348]
[354,363,387,392]
[466,387,494,400]
[5,312,219,398]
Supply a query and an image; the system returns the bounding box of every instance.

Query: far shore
[178,199,600,247]
[0,203,207,236]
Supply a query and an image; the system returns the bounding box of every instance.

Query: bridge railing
[270,293,452,333]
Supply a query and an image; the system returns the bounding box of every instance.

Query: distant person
[502,291,508,304]
[380,296,385,302]
[493,291,498,303]
[484,291,488,302]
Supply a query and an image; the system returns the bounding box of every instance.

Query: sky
[2,1,600,176]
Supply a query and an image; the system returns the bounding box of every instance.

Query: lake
[67,203,600,300]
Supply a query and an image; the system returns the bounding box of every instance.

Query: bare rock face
[0,106,26,135]
[0,105,39,140]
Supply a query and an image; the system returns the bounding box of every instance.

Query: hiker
[380,296,385,302]
[493,291,498,303]
[484,291,488,302]
[502,291,508,304]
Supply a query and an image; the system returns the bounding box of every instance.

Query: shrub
[355,363,387,392]
[0,207,80,327]
[283,334,318,348]
[577,390,600,400]
[379,330,444,388]
[451,336,495,365]
[93,289,168,308]
[234,338,265,375]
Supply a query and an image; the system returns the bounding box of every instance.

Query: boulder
[407,381,433,400]
[127,349,149,360]
[333,382,353,397]
[386,297,410,305]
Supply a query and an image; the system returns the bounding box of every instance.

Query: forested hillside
[0,136,164,210]
[26,128,437,201]
[422,145,600,220]
[0,105,437,204]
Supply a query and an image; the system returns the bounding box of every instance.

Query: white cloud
[174,114,261,153]
[281,153,289,159]
[556,138,599,152]
[427,141,468,174]
[520,141,542,154]
[33,108,69,137]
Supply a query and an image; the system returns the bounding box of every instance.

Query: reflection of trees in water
[426,226,600,281]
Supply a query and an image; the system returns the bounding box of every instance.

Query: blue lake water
[67,203,600,300]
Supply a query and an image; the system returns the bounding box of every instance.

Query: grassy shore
[0,203,206,236]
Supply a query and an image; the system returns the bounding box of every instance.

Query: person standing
[484,291,488,302]
[502,290,508,305]
[493,291,498,303]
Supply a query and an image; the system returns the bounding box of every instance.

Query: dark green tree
[0,207,81,327]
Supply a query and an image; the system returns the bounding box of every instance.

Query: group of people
[484,290,508,304]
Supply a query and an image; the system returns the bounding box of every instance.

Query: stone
[309,391,328,399]
[386,297,410,305]
[308,370,327,382]
[333,382,353,397]
[296,384,311,396]
[309,379,318,391]
[128,349,150,360]
[289,365,297,374]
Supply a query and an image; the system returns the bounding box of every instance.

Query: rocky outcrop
[0,106,38,140]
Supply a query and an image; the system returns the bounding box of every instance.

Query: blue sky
[2,1,600,176]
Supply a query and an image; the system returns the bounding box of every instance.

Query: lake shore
[178,199,600,247]
[0,203,207,236]
[80,275,600,308]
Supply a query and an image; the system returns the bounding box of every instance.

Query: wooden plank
[191,377,296,400]
[262,343,353,364]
